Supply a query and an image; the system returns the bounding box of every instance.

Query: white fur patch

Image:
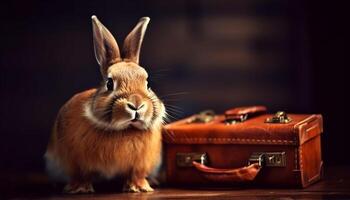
[152,102,166,129]
[83,92,166,132]
[83,102,129,131]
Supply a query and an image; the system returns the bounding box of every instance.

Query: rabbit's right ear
[92,16,121,78]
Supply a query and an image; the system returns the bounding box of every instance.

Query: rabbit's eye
[106,78,114,91]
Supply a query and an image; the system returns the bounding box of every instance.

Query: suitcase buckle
[225,114,248,125]
[176,152,208,167]
[265,111,292,124]
[187,110,215,123]
[248,152,266,167]
[249,152,286,167]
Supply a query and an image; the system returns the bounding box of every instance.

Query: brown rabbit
[44,16,166,193]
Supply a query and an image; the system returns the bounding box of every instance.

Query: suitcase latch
[176,152,208,167]
[265,111,292,124]
[187,110,215,123]
[225,114,248,125]
[249,152,286,167]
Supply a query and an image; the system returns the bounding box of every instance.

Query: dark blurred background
[0,0,347,177]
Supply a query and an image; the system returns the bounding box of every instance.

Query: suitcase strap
[188,106,267,124]
[224,105,267,124]
[192,152,266,183]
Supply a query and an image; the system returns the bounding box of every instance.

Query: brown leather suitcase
[162,106,323,188]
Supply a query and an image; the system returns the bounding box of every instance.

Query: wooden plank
[1,166,350,200]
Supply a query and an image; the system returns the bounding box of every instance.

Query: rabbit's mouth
[129,120,147,130]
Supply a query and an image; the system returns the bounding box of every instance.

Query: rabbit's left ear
[122,17,150,64]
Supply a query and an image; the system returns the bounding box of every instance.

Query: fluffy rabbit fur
[45,16,166,193]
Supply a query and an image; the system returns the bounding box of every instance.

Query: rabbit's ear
[92,16,121,77]
[122,17,150,64]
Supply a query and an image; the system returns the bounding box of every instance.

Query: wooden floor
[2,166,350,200]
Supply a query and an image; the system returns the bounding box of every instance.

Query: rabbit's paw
[63,182,95,194]
[135,178,154,192]
[139,184,154,192]
[138,179,154,192]
[123,179,154,193]
[123,182,140,193]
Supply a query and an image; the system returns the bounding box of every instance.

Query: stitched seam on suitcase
[299,146,304,186]
[299,147,303,172]
[167,138,296,145]
[294,148,298,170]
[294,147,300,185]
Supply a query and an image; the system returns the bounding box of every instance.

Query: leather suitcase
[162,106,323,188]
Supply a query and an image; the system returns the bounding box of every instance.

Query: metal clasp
[187,110,215,123]
[265,111,292,124]
[225,114,248,125]
[248,152,266,167]
[249,152,286,167]
[176,152,208,167]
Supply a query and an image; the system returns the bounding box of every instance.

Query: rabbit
[44,16,166,194]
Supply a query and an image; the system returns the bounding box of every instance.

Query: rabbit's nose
[127,102,144,111]
[127,94,145,110]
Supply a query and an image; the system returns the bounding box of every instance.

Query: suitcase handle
[192,152,266,182]
[192,161,262,183]
[224,106,267,124]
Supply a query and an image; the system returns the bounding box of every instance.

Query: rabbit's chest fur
[74,126,161,178]
[46,89,162,179]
